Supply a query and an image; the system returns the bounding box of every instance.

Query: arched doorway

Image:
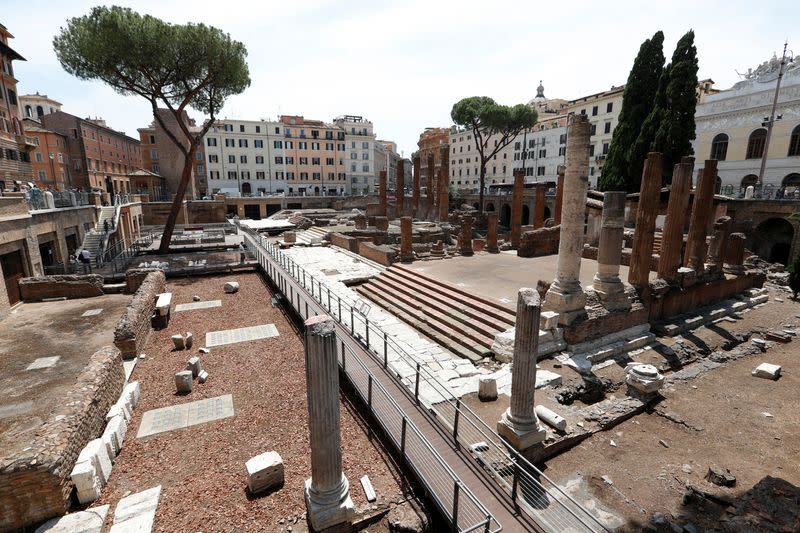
[544,206,551,220]
[241,182,251,195]
[314,186,320,195]
[473,202,480,210]
[485,202,495,212]
[782,173,800,187]
[754,217,794,265]
[741,175,758,188]
[500,204,511,227]
[522,205,530,225]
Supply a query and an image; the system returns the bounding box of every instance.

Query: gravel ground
[95,272,406,532]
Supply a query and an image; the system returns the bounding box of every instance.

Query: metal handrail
[242,225,611,532]
[245,230,498,533]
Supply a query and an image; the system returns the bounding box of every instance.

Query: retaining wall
[357,241,397,266]
[114,270,166,359]
[18,275,104,302]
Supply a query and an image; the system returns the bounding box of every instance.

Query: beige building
[694,54,800,197]
[448,128,513,192]
[19,92,62,121]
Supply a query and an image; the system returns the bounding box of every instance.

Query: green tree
[789,253,800,299]
[53,6,250,253]
[451,97,537,213]
[629,63,671,190]
[599,31,665,192]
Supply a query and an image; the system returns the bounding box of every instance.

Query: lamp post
[758,41,790,187]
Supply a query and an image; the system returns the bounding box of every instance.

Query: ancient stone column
[707,216,732,277]
[724,232,747,275]
[426,154,435,219]
[460,216,474,256]
[554,165,565,225]
[396,159,405,217]
[412,153,421,217]
[534,184,546,229]
[628,152,663,288]
[544,115,590,325]
[303,315,354,530]
[657,157,695,282]
[592,191,629,310]
[684,160,719,273]
[378,170,388,216]
[510,169,525,247]
[438,163,449,223]
[486,213,499,253]
[400,216,413,263]
[497,288,547,451]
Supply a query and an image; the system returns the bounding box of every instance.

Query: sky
[4,0,796,157]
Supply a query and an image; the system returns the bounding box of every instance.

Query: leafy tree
[599,31,665,192]
[53,6,250,252]
[789,253,800,299]
[451,97,537,212]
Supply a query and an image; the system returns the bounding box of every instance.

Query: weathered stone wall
[114,270,166,359]
[518,226,560,258]
[186,200,226,224]
[0,346,124,532]
[329,233,360,253]
[125,267,162,294]
[357,241,397,266]
[18,274,104,301]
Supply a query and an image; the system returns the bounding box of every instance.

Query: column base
[497,411,547,451]
[543,280,587,325]
[400,252,414,263]
[592,277,631,312]
[304,475,355,532]
[486,245,499,254]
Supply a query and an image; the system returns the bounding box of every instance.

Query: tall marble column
[684,160,718,273]
[724,233,747,275]
[459,216,474,256]
[486,213,499,253]
[396,159,405,217]
[426,154,435,219]
[510,169,525,247]
[303,316,354,530]
[554,165,565,225]
[497,288,547,451]
[544,114,590,325]
[400,216,413,263]
[534,184,546,228]
[592,191,629,310]
[657,157,694,282]
[707,216,732,277]
[378,170,388,216]
[438,162,449,223]
[628,152,663,288]
[412,153,421,218]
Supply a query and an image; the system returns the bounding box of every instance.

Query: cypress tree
[599,31,665,192]
[652,30,699,182]
[629,63,671,191]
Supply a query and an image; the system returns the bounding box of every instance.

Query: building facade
[23,118,71,190]
[42,112,141,194]
[510,116,568,186]
[417,127,450,191]
[334,115,375,196]
[694,54,800,197]
[19,92,62,121]
[448,128,513,192]
[0,23,36,190]
[375,140,402,192]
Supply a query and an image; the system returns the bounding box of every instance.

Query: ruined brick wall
[518,226,560,258]
[125,267,162,294]
[357,241,397,266]
[18,275,104,301]
[329,233,360,253]
[0,346,123,532]
[186,201,226,224]
[114,270,166,359]
[648,272,765,322]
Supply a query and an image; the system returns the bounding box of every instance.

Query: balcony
[17,134,39,147]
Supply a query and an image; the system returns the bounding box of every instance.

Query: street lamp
[757,41,791,186]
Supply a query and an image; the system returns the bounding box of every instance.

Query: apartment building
[334,115,375,195]
[19,92,62,121]
[0,23,36,190]
[448,128,513,192]
[510,115,569,185]
[23,118,71,190]
[374,140,403,192]
[42,111,141,193]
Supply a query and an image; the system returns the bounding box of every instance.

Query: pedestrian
[79,248,92,273]
[104,219,109,234]
[239,241,246,264]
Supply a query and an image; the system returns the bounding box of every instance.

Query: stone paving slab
[205,324,278,347]
[110,485,161,533]
[26,356,60,370]
[81,309,103,317]
[137,394,234,438]
[35,504,109,533]
[174,300,222,312]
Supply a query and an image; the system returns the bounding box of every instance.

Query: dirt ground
[95,273,408,532]
[0,294,131,460]
[540,289,800,532]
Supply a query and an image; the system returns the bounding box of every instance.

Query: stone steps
[296,227,329,245]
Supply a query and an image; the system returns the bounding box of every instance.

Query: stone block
[198,370,209,383]
[477,377,497,402]
[540,311,560,330]
[34,504,109,533]
[171,334,185,350]
[193,295,201,302]
[175,370,193,393]
[84,438,112,484]
[115,398,132,423]
[123,381,141,408]
[102,424,118,458]
[106,404,123,422]
[184,332,194,349]
[246,451,284,494]
[360,475,377,503]
[187,356,202,378]
[70,460,101,504]
[155,292,172,316]
[110,485,161,533]
[105,414,128,454]
[535,405,567,432]
[224,281,240,293]
[752,363,781,380]
[626,363,664,394]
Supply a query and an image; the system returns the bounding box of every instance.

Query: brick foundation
[357,241,397,266]
[0,346,124,532]
[19,275,104,302]
[114,270,166,359]
[518,226,560,258]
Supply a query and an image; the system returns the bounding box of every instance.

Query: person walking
[238,241,246,264]
[103,219,109,234]
[79,248,92,273]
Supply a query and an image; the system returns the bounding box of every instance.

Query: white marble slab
[137,394,234,438]
[26,356,60,370]
[174,300,222,312]
[205,324,278,347]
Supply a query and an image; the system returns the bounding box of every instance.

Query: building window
[224,124,233,132]
[209,154,218,163]
[300,172,308,179]
[559,134,567,144]
[362,164,369,172]
[312,142,319,150]
[151,164,159,173]
[207,137,217,147]
[590,124,597,136]
[537,166,545,176]
[256,171,265,179]
[538,149,546,158]
[746,129,767,159]
[326,157,334,165]
[254,140,263,148]
[313,172,321,180]
[312,157,320,165]
[225,138,234,147]
[299,142,307,149]
[607,102,613,113]
[239,125,245,132]
[592,105,598,116]
[788,125,800,157]
[256,155,264,164]
[228,155,235,163]
[589,144,595,157]
[240,155,247,163]
[210,170,219,179]
[228,171,237,179]
[362,153,369,160]
[710,133,729,161]
[273,140,282,149]
[286,156,294,164]
[197,164,204,173]
[150,149,158,160]
[558,147,566,156]
[300,157,308,165]
[604,122,611,134]
[362,141,369,149]
[35,152,43,162]
[239,139,248,148]
[38,170,46,181]
[58,153,63,163]
[603,142,609,155]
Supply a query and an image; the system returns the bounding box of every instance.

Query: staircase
[79,206,117,261]
[355,264,516,362]
[296,226,329,245]
[652,232,663,254]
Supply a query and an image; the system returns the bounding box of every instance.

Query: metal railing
[26,190,90,211]
[244,230,498,533]
[243,226,611,532]
[99,231,155,274]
